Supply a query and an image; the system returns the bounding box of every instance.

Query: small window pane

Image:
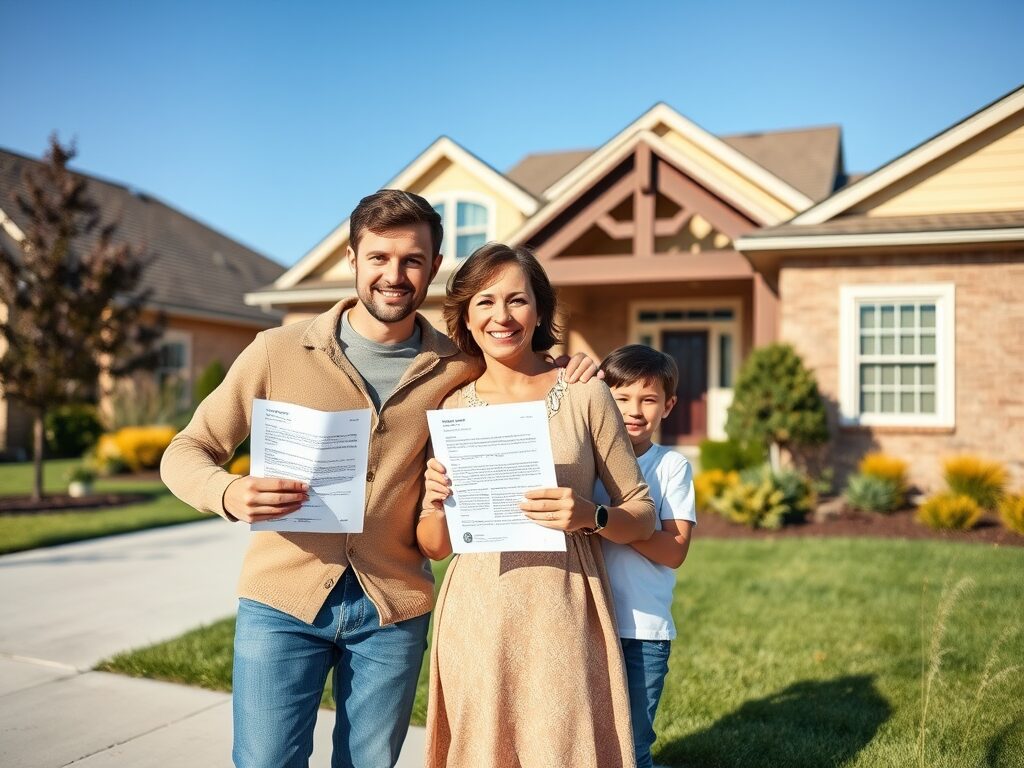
[920,334,936,354]
[900,392,915,413]
[861,392,876,412]
[719,334,733,388]
[456,233,487,259]
[432,203,445,220]
[920,392,936,413]
[861,336,876,354]
[880,365,896,385]
[880,335,895,355]
[880,305,895,328]
[920,365,935,386]
[880,392,896,413]
[899,305,915,328]
[920,304,936,328]
[639,335,653,346]
[860,366,876,385]
[457,202,487,228]
[900,335,915,354]
[860,305,876,329]
[899,365,917,385]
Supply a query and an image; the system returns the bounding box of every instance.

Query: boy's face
[609,378,677,452]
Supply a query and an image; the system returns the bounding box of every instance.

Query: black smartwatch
[592,503,609,533]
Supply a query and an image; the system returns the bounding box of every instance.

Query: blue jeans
[621,638,671,768]
[232,569,430,768]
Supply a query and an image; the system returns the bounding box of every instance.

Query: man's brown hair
[442,243,562,357]
[349,189,443,255]
[599,344,679,400]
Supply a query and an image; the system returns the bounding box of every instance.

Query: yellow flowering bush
[109,425,178,471]
[858,452,909,491]
[942,455,1007,510]
[694,469,739,512]
[229,454,251,476]
[997,493,1024,536]
[916,492,982,531]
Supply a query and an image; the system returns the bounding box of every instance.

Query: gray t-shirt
[338,310,422,411]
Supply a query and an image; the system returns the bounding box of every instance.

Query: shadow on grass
[658,675,891,768]
[984,715,1024,768]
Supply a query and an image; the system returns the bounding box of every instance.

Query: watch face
[596,504,609,528]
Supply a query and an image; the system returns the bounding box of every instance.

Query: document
[426,401,566,553]
[249,399,371,533]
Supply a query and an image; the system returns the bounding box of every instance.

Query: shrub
[698,439,765,472]
[858,452,908,491]
[724,343,828,469]
[845,473,905,513]
[113,426,178,471]
[694,469,739,512]
[773,467,816,524]
[997,494,1024,536]
[916,493,982,531]
[90,434,128,476]
[942,455,1007,510]
[709,465,813,529]
[44,404,104,458]
[229,455,251,476]
[64,464,97,484]
[194,360,226,404]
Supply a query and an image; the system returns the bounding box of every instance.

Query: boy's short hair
[600,344,679,400]
[349,189,443,256]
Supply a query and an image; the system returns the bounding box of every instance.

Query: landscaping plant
[693,469,739,512]
[942,455,1007,510]
[44,403,104,458]
[996,493,1024,536]
[697,439,764,472]
[724,344,828,471]
[709,465,788,529]
[916,493,982,531]
[845,473,905,513]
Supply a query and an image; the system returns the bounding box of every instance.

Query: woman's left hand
[520,488,596,531]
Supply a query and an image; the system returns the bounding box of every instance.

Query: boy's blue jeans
[231,569,429,768]
[621,637,672,768]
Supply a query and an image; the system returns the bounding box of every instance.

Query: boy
[595,344,696,768]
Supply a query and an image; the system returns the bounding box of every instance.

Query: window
[155,331,192,410]
[839,284,955,428]
[430,193,494,260]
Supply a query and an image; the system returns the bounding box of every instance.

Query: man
[161,190,595,768]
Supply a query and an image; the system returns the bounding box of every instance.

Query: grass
[98,538,1024,767]
[0,459,204,554]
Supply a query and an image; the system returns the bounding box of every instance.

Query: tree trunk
[32,409,45,502]
[769,441,782,473]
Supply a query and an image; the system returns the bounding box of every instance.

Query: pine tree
[725,343,828,471]
[0,136,163,500]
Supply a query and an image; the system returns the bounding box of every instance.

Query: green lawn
[0,459,204,554]
[98,538,1024,767]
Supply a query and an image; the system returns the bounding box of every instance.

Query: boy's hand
[423,458,452,512]
[553,353,604,383]
[520,487,597,531]
[224,476,309,523]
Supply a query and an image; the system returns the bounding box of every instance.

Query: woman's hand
[552,352,603,383]
[423,458,452,514]
[519,488,597,532]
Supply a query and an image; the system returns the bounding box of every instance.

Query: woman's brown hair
[443,243,562,357]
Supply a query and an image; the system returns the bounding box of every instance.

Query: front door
[661,330,709,443]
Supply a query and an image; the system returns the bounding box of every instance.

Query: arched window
[430,193,495,260]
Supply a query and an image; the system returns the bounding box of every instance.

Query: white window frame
[429,191,496,263]
[839,283,955,428]
[155,329,193,409]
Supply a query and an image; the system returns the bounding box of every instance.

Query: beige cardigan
[160,299,482,625]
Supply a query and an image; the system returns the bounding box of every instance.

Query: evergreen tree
[0,136,163,499]
[725,343,828,470]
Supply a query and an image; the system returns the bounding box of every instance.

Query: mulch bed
[0,493,153,515]
[699,503,1024,548]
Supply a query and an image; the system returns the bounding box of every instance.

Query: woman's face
[466,263,539,365]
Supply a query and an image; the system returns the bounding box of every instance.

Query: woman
[417,243,656,768]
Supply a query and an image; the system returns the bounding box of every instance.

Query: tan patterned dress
[424,375,655,768]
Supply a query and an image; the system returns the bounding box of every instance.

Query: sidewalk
[0,519,426,767]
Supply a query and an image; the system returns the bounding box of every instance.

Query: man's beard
[356,280,422,324]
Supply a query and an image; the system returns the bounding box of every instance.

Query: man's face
[347,224,442,324]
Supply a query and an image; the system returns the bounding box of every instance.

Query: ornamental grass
[916,492,982,531]
[942,455,1007,510]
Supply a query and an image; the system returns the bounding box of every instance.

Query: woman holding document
[417,243,656,768]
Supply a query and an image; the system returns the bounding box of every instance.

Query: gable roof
[0,147,284,326]
[789,84,1024,225]
[274,136,541,291]
[507,125,843,204]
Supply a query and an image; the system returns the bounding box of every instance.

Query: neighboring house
[246,104,847,452]
[0,147,285,458]
[737,85,1024,490]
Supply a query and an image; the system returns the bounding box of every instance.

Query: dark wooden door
[661,330,709,443]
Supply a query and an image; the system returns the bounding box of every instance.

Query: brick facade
[779,250,1024,492]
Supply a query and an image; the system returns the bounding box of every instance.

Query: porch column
[752,272,779,346]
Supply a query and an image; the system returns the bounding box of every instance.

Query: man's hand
[224,476,310,523]
[553,352,603,383]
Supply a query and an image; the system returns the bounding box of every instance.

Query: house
[736,85,1024,490]
[245,105,846,455]
[0,147,285,458]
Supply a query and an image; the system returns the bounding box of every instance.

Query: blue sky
[3,0,1023,266]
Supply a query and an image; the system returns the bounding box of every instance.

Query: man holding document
[161,189,596,768]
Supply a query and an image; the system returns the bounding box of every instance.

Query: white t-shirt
[595,444,696,640]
